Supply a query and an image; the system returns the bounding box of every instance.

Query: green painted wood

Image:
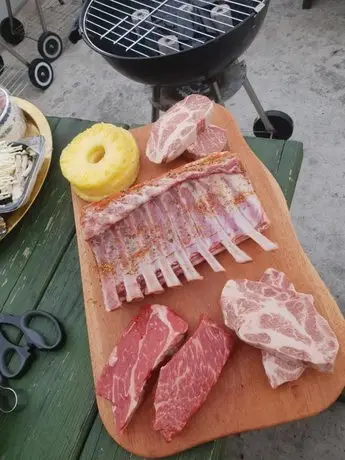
[244,137,285,176]
[0,118,128,313]
[0,117,304,460]
[274,140,304,207]
[0,118,93,314]
[0,237,97,460]
[79,415,224,460]
[245,137,303,207]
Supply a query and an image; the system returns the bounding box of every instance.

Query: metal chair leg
[0,37,29,66]
[5,0,16,36]
[242,76,275,134]
[35,0,48,32]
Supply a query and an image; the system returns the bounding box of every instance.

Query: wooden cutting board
[72,105,345,458]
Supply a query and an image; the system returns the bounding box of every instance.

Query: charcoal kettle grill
[80,0,293,139]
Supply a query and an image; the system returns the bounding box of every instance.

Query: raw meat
[184,124,228,160]
[259,269,307,387]
[220,269,339,388]
[146,94,213,163]
[96,304,188,431]
[153,315,235,441]
[81,153,277,311]
[261,350,307,388]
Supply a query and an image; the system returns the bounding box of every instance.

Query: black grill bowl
[80,0,270,86]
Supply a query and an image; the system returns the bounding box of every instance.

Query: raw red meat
[81,153,277,311]
[96,304,188,431]
[153,315,235,441]
[184,124,228,160]
[220,269,339,388]
[146,94,213,163]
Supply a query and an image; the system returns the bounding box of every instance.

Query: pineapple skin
[60,123,140,201]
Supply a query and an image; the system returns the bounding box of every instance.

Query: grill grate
[83,0,266,58]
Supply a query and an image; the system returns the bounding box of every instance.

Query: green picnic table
[0,117,303,460]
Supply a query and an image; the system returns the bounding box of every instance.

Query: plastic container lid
[0,136,46,214]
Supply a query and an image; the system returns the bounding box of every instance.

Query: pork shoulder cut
[146,94,213,164]
[184,124,228,160]
[220,269,339,388]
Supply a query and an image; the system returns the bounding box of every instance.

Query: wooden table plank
[245,138,303,207]
[275,140,304,207]
[0,237,97,460]
[0,118,92,314]
[244,137,285,175]
[80,415,224,460]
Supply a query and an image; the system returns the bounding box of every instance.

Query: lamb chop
[82,153,277,310]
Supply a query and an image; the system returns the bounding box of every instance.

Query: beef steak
[153,315,235,441]
[96,304,188,431]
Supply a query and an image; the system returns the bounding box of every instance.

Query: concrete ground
[1,0,344,458]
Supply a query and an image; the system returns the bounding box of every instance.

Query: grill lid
[83,0,266,59]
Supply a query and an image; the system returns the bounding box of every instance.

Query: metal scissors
[0,310,64,413]
[0,374,26,414]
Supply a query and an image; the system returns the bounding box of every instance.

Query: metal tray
[0,98,53,240]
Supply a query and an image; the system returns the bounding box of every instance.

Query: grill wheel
[28,59,54,90]
[0,17,25,46]
[37,32,63,62]
[253,111,294,140]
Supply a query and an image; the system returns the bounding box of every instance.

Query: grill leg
[210,80,224,106]
[151,85,161,123]
[302,0,313,9]
[243,77,275,134]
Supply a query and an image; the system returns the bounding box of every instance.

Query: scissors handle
[0,310,64,379]
[20,311,63,351]
[0,343,31,379]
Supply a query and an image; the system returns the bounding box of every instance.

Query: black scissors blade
[0,374,27,414]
